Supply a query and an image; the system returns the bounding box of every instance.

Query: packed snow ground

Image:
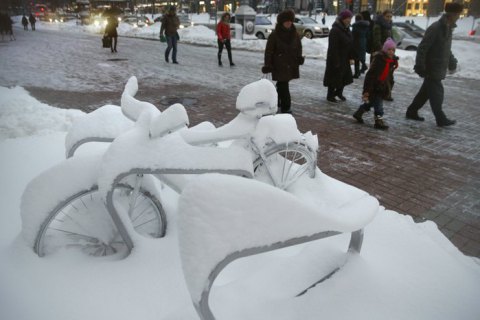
[1,83,480,320]
[1,14,480,320]
[10,14,480,74]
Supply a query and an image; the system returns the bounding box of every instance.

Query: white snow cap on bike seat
[236,79,277,117]
[121,76,160,122]
[150,103,189,138]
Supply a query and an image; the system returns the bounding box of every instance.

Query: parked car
[392,25,422,51]
[392,22,426,37]
[178,13,192,28]
[293,16,329,39]
[252,15,274,39]
[230,14,274,39]
[121,15,152,27]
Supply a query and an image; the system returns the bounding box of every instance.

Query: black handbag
[102,35,112,48]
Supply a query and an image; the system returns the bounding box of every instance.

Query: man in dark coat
[105,15,118,53]
[372,10,393,53]
[160,6,180,64]
[262,9,304,114]
[323,9,354,103]
[352,14,370,78]
[29,13,36,31]
[405,2,463,127]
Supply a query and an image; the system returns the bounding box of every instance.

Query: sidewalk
[149,77,480,259]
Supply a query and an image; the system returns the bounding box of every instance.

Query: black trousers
[110,36,117,52]
[276,81,291,113]
[407,77,447,124]
[217,39,233,64]
[327,86,344,99]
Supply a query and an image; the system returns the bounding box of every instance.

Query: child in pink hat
[353,38,398,130]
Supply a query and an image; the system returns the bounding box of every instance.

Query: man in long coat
[405,2,463,127]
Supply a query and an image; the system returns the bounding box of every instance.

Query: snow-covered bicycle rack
[177,174,379,320]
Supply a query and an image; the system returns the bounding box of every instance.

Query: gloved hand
[362,92,369,103]
[262,65,273,74]
[414,65,426,78]
[298,56,305,65]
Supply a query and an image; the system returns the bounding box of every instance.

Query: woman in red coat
[217,12,234,67]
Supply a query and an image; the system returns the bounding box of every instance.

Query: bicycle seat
[121,76,160,121]
[150,103,189,139]
[236,79,277,118]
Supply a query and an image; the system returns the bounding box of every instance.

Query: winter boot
[374,116,389,130]
[353,107,365,123]
[353,61,360,78]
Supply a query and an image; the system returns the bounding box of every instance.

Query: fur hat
[277,9,295,24]
[338,9,353,20]
[382,37,397,52]
[445,2,463,14]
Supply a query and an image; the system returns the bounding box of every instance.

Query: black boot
[437,118,456,127]
[353,107,365,123]
[374,116,389,130]
[326,87,338,103]
[353,61,360,78]
[406,110,425,121]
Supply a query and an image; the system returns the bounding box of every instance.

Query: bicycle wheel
[253,142,317,190]
[34,184,166,257]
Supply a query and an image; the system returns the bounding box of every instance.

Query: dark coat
[160,13,180,36]
[22,16,28,26]
[264,24,303,82]
[352,20,370,61]
[323,19,353,88]
[105,16,118,37]
[363,51,397,99]
[29,14,36,24]
[372,16,392,52]
[415,15,457,81]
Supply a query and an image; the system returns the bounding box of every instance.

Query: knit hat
[277,9,295,24]
[382,37,397,52]
[445,2,463,14]
[338,9,353,20]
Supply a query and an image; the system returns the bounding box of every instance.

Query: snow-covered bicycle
[20,77,318,258]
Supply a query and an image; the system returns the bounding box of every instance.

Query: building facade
[2,0,479,16]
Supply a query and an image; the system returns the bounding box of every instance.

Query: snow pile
[1,85,480,320]
[0,86,84,139]
[178,173,378,303]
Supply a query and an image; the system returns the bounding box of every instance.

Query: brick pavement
[26,76,480,258]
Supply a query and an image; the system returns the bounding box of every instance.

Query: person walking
[361,11,373,56]
[29,13,36,31]
[3,14,15,41]
[216,12,234,67]
[0,13,6,40]
[261,9,304,114]
[372,9,395,100]
[353,38,398,130]
[22,15,28,30]
[352,13,370,78]
[323,9,354,103]
[405,2,463,127]
[160,6,180,64]
[105,15,118,53]
[372,9,393,53]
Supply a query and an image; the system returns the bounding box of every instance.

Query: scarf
[379,57,396,82]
